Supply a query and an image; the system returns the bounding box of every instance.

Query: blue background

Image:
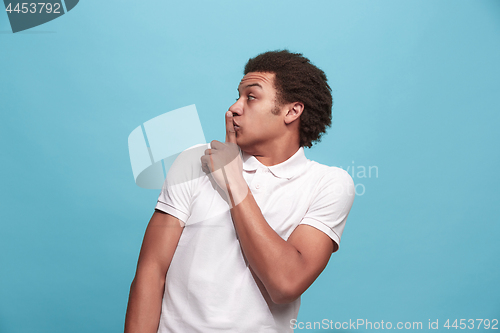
[1,0,499,332]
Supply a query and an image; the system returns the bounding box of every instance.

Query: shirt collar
[241,147,308,180]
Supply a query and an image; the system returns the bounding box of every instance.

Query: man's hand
[200,111,248,207]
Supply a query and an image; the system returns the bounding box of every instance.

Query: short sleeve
[155,144,207,225]
[299,168,355,252]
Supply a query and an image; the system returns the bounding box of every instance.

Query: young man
[125,50,355,333]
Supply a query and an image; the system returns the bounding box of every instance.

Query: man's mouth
[233,122,240,131]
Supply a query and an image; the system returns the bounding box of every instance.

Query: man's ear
[284,102,304,125]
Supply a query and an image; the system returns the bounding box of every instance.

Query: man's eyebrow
[238,83,263,92]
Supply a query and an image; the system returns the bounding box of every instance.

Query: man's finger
[210,140,223,150]
[200,155,214,173]
[225,111,237,144]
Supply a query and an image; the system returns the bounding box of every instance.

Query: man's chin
[236,139,250,153]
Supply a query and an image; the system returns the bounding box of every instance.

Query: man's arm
[229,191,334,304]
[201,112,344,305]
[124,211,183,333]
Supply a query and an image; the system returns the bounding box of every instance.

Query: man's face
[229,72,285,153]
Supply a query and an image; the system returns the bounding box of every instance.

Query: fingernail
[226,111,232,117]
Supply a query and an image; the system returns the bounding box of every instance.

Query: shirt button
[255,184,261,189]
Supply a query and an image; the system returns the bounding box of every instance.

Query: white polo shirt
[155,144,355,333]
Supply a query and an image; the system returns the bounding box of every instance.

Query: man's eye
[248,95,255,100]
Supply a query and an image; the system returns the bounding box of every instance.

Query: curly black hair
[244,50,332,148]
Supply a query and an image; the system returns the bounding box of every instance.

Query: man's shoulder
[305,160,354,186]
[301,160,355,202]
[166,143,208,185]
[174,143,209,164]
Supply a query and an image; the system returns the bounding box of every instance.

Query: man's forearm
[229,185,309,304]
[125,269,165,333]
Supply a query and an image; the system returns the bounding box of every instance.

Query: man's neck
[244,142,301,167]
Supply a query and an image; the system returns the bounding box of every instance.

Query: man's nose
[229,98,243,116]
